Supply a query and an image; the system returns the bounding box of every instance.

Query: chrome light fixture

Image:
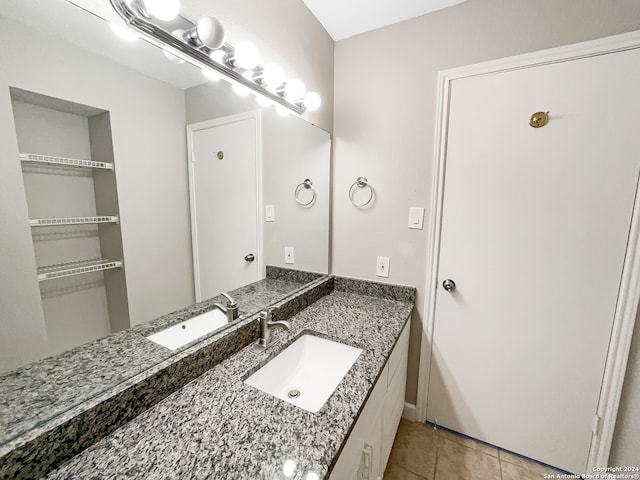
[109,0,321,114]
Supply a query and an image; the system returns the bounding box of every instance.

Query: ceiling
[301,0,468,41]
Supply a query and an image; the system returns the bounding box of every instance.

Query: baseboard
[402,402,417,421]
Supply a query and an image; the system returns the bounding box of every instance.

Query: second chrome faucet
[251,307,290,352]
[212,292,239,322]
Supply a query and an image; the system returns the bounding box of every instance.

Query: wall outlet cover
[285,246,294,264]
[376,256,390,278]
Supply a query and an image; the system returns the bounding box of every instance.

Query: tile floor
[384,419,567,480]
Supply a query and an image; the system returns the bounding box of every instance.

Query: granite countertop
[0,268,321,454]
[44,284,414,479]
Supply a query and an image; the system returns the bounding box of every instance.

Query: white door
[188,113,261,301]
[427,48,640,473]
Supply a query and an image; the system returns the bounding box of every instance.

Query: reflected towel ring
[349,176,374,208]
[295,178,316,206]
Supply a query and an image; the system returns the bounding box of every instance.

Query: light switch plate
[285,246,294,264]
[376,257,390,278]
[408,207,425,229]
[265,205,275,222]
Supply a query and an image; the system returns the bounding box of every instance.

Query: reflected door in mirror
[188,113,261,301]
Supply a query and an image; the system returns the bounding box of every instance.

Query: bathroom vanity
[0,275,414,479]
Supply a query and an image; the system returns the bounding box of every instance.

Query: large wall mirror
[0,0,330,446]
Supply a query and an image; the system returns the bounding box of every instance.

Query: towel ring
[295,178,316,206]
[349,177,374,208]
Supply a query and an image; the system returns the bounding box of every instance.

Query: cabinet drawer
[387,320,410,388]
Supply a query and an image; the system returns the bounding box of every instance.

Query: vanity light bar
[108,0,307,115]
[30,216,120,227]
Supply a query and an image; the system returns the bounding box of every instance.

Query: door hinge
[592,414,601,436]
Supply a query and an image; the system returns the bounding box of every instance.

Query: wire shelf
[30,216,119,227]
[20,153,114,170]
[37,259,123,282]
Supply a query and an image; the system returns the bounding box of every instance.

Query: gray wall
[0,15,194,371]
[180,0,334,132]
[12,100,112,357]
[185,82,331,274]
[262,111,330,273]
[332,0,640,465]
[70,0,335,132]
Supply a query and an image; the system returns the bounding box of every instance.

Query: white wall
[0,15,194,372]
[332,0,640,463]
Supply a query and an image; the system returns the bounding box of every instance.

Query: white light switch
[265,205,275,222]
[376,256,390,278]
[285,246,294,264]
[408,207,425,229]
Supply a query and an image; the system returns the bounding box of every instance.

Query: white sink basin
[146,309,228,350]
[245,334,363,413]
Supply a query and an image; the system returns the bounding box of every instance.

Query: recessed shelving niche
[11,87,130,356]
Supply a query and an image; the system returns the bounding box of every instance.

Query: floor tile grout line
[432,430,440,480]
[388,461,429,480]
[436,426,500,458]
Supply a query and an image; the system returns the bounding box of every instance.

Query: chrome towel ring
[349,177,374,208]
[295,178,316,206]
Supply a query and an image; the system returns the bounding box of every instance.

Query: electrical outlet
[285,246,294,264]
[376,257,390,278]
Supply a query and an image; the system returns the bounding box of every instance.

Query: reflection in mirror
[0,0,330,446]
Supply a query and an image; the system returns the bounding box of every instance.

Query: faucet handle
[258,307,277,321]
[220,292,237,307]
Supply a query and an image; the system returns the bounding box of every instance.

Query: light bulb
[109,23,138,41]
[139,0,180,21]
[257,96,272,108]
[163,49,184,64]
[306,474,320,480]
[210,50,226,64]
[303,92,321,111]
[232,83,250,97]
[283,460,296,478]
[276,105,290,116]
[262,63,285,89]
[285,79,305,100]
[242,71,256,82]
[234,41,260,70]
[196,16,225,49]
[202,68,220,82]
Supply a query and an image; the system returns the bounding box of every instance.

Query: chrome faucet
[253,308,290,350]
[212,292,239,322]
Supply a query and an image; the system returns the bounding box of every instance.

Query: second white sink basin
[245,334,363,413]
[146,308,228,350]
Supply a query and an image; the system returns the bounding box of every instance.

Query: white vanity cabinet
[330,322,410,480]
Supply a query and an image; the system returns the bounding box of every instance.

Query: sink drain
[287,389,301,399]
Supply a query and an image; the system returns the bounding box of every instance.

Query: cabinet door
[330,365,387,479]
[381,323,410,473]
